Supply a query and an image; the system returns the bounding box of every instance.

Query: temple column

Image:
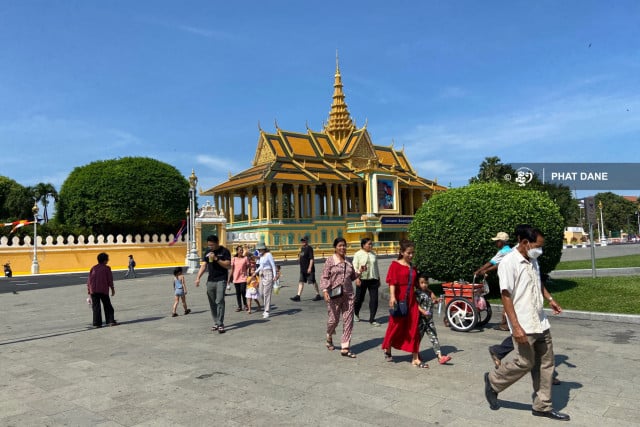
[247,187,253,224]
[276,183,284,220]
[228,192,234,225]
[310,185,316,219]
[215,195,221,214]
[240,193,246,220]
[293,184,300,221]
[408,189,414,215]
[326,183,333,218]
[258,187,264,222]
[341,184,347,217]
[333,184,340,216]
[265,184,272,222]
[302,185,308,218]
[358,182,365,214]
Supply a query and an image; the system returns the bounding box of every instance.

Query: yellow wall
[1,243,188,276]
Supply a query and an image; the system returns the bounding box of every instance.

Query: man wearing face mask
[484,226,569,421]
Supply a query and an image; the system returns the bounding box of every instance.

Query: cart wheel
[477,301,492,327]
[446,297,478,332]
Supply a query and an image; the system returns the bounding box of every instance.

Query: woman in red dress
[381,240,425,367]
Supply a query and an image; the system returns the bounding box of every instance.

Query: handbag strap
[404,266,413,304]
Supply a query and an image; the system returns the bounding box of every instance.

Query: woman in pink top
[228,246,249,312]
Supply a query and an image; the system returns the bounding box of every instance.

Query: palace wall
[0,234,188,276]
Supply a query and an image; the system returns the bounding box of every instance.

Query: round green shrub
[409,182,564,289]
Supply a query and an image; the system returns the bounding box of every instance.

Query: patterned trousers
[326,293,355,349]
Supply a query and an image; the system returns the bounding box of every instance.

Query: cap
[256,243,267,251]
[300,236,308,242]
[491,232,509,242]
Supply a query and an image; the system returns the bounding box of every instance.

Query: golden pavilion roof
[202,59,445,195]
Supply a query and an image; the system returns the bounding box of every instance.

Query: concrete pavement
[1,259,639,426]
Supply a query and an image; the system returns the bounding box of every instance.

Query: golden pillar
[258,187,264,222]
[302,185,308,218]
[408,189,414,215]
[293,184,300,220]
[276,183,284,220]
[247,187,253,224]
[341,183,347,217]
[333,184,340,216]
[265,184,272,222]
[358,182,365,215]
[310,185,316,219]
[240,193,246,220]
[228,192,234,225]
[326,183,333,218]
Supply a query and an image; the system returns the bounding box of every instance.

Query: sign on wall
[372,174,399,214]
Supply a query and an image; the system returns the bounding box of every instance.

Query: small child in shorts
[416,274,451,366]
[172,267,191,317]
[245,265,262,314]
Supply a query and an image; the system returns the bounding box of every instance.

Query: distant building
[201,59,446,250]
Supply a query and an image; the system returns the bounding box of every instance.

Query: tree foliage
[408,183,564,292]
[0,176,33,220]
[29,182,59,223]
[594,192,638,236]
[56,157,190,235]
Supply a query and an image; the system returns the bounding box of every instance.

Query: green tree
[469,156,517,185]
[594,192,638,236]
[0,176,33,220]
[408,182,564,293]
[56,157,190,236]
[30,182,59,223]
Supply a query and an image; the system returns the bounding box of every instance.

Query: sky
[1,1,639,211]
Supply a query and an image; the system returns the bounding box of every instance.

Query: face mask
[527,245,543,259]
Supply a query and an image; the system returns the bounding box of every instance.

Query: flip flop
[412,361,429,369]
[439,355,451,364]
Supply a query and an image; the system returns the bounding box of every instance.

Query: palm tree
[30,182,59,223]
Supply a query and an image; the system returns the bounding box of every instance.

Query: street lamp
[598,201,607,244]
[31,202,40,274]
[185,207,190,266]
[187,170,200,273]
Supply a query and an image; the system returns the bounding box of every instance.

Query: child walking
[415,274,451,366]
[245,265,262,314]
[172,267,191,317]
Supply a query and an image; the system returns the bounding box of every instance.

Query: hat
[491,232,509,242]
[256,243,267,251]
[300,236,308,242]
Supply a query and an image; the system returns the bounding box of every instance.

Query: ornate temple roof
[202,59,445,195]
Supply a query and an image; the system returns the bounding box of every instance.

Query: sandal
[340,348,356,358]
[439,355,451,365]
[211,325,219,331]
[412,361,429,369]
[383,350,393,362]
[235,307,242,312]
[326,337,335,351]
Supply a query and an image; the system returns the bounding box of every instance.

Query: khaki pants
[488,329,555,412]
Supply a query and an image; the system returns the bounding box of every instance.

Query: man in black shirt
[290,236,322,301]
[196,235,231,333]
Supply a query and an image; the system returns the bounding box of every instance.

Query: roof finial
[336,49,339,73]
[274,118,279,129]
[257,120,262,131]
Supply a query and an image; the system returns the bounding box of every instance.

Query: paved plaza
[1,258,639,426]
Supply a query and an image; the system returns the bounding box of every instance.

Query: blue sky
[1,1,639,206]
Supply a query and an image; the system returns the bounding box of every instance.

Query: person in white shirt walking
[352,238,381,326]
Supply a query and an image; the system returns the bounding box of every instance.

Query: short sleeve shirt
[497,249,549,334]
[299,245,315,273]
[490,245,512,265]
[202,246,231,282]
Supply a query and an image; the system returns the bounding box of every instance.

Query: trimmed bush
[409,183,564,291]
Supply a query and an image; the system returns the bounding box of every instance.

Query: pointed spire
[324,51,355,148]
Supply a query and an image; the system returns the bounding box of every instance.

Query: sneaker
[290,295,301,302]
[354,315,360,322]
[262,311,269,319]
[312,295,322,301]
[370,321,380,327]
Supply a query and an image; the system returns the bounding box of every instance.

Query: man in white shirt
[484,226,569,421]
